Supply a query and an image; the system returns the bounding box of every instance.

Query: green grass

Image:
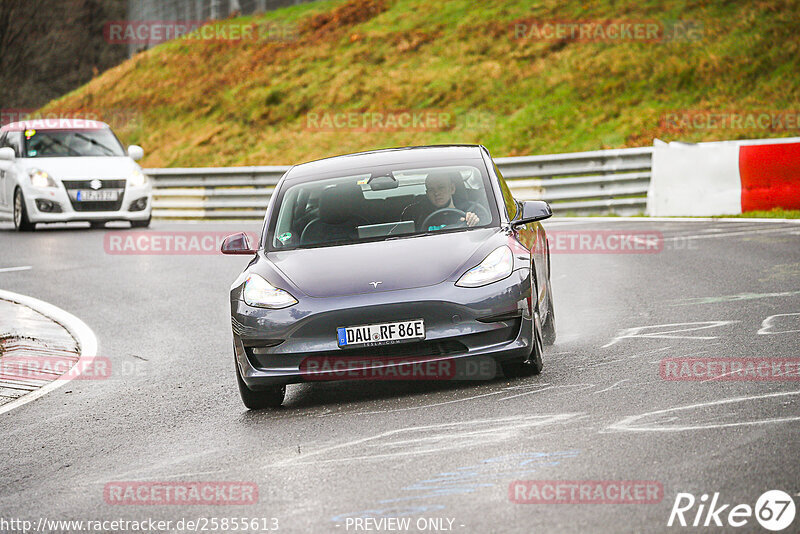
[37,0,800,167]
[715,208,800,219]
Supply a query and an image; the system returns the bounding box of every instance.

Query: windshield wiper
[40,137,82,156]
[386,232,436,241]
[74,133,117,156]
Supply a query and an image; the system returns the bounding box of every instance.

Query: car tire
[502,307,544,377]
[13,188,35,232]
[235,360,286,409]
[131,216,151,229]
[542,279,556,346]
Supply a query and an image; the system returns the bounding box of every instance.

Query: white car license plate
[76,190,118,201]
[337,319,425,347]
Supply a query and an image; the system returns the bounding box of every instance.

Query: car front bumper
[231,269,534,388]
[23,182,152,223]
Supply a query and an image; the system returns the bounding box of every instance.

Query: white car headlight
[29,169,57,188]
[129,169,148,187]
[456,246,514,288]
[242,273,297,309]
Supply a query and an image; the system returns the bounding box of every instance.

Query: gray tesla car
[222,145,555,409]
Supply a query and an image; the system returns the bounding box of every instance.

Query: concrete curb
[0,290,98,416]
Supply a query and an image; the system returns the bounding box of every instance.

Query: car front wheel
[235,360,286,409]
[13,188,35,232]
[502,307,544,377]
[542,278,556,345]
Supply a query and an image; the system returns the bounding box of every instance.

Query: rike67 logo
[668,490,796,531]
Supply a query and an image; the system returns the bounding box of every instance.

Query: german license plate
[76,190,118,201]
[337,319,425,348]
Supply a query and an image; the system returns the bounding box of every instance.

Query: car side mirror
[221,232,257,255]
[512,200,552,227]
[128,145,144,161]
[0,147,16,162]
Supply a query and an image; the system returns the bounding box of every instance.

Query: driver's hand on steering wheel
[461,212,480,227]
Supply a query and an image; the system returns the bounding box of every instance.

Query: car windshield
[268,164,498,250]
[22,129,126,157]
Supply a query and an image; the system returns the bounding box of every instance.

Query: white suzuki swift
[0,119,153,231]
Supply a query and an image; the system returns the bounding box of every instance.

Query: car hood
[266,228,503,298]
[19,157,139,180]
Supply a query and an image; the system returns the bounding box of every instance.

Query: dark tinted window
[268,164,498,250]
[493,162,518,220]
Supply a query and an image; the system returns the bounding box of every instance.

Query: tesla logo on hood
[90,179,103,190]
[369,281,382,288]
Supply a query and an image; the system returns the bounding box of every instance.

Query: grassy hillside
[39,0,800,167]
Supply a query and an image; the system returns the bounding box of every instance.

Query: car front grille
[69,200,125,212]
[62,179,126,212]
[62,179,126,190]
[326,339,467,359]
[246,339,468,369]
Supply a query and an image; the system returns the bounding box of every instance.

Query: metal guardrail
[146,146,653,220]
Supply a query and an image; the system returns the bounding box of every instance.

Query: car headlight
[29,169,57,188]
[456,246,514,288]
[129,169,148,187]
[242,273,297,309]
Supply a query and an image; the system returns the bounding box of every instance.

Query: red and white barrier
[648,137,800,216]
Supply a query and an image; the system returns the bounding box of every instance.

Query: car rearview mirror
[512,200,553,227]
[368,175,398,191]
[221,232,257,255]
[128,145,144,161]
[0,147,16,162]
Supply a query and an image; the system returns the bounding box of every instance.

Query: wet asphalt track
[1,218,799,533]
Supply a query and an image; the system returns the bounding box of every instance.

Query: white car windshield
[23,129,126,157]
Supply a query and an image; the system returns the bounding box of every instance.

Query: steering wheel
[421,208,467,231]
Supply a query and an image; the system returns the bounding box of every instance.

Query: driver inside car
[401,170,484,231]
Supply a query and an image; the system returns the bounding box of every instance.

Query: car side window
[7,132,23,157]
[493,162,518,220]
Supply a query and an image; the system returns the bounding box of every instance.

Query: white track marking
[673,290,800,306]
[497,384,555,401]
[316,389,509,418]
[0,266,32,273]
[318,381,562,416]
[650,350,709,364]
[606,390,800,433]
[602,321,737,348]
[499,383,594,401]
[582,358,626,369]
[0,290,98,416]
[758,313,800,335]
[661,226,799,242]
[628,346,672,359]
[550,217,800,224]
[592,379,630,394]
[269,413,584,467]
